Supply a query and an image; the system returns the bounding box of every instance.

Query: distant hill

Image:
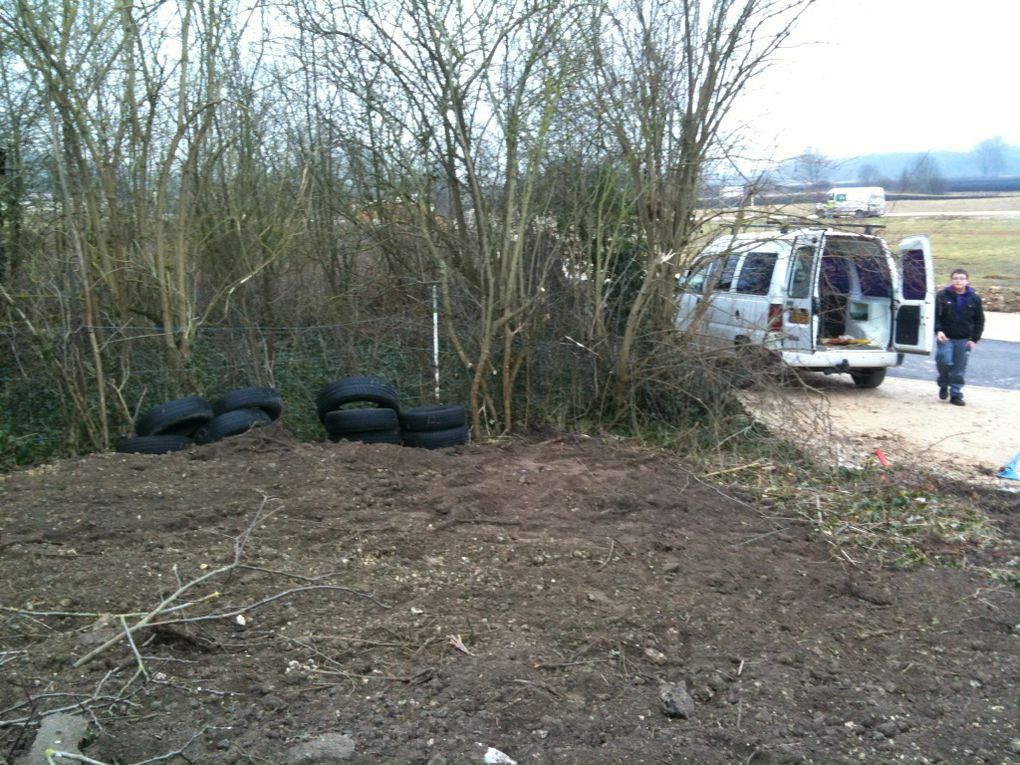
[830,143,1020,184]
[705,141,1020,204]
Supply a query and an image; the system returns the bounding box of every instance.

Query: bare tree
[899,152,946,194]
[586,0,816,411]
[857,162,880,185]
[972,136,1006,177]
[0,0,296,446]
[287,0,589,432]
[792,147,833,187]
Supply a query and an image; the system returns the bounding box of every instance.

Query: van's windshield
[822,238,890,298]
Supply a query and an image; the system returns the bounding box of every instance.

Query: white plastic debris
[484,746,518,765]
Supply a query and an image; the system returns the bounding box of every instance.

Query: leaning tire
[316,376,399,421]
[398,404,466,433]
[401,424,470,449]
[212,386,284,420]
[324,408,399,435]
[194,408,272,445]
[328,429,402,445]
[849,367,887,389]
[116,435,194,455]
[135,396,214,437]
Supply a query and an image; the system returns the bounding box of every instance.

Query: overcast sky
[729,0,1020,161]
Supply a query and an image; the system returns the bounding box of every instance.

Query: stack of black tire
[317,376,469,449]
[116,387,283,455]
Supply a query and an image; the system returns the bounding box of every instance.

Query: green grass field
[882,217,1020,288]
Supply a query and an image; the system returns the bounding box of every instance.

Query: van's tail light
[767,303,783,332]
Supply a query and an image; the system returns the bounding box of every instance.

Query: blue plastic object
[996,451,1020,481]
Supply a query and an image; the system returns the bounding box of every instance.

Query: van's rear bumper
[778,349,900,369]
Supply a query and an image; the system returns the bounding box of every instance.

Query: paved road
[888,338,1020,390]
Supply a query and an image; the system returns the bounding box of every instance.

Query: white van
[675,226,934,387]
[816,186,886,218]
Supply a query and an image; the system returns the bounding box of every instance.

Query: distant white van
[816,186,886,218]
[675,226,934,388]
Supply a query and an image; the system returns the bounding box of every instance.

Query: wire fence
[0,310,451,459]
[0,307,606,467]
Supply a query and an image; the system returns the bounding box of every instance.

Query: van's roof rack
[830,222,886,236]
[730,218,801,234]
[726,217,886,236]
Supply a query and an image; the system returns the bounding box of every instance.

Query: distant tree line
[772,137,1019,193]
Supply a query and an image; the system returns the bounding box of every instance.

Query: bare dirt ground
[1,417,1019,764]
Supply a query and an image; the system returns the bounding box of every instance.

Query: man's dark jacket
[934,285,984,342]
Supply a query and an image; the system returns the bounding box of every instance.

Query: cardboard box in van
[675,226,933,388]
[816,187,886,218]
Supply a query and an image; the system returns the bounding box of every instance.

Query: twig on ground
[703,459,768,478]
[512,678,562,697]
[447,634,474,655]
[597,538,616,570]
[116,616,148,696]
[73,497,390,669]
[533,658,601,670]
[73,497,278,668]
[0,691,138,728]
[46,726,207,765]
[151,584,390,627]
[732,527,785,547]
[0,607,143,619]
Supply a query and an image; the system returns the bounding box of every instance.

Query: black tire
[849,367,887,389]
[316,376,399,421]
[194,408,272,445]
[854,209,867,218]
[212,386,284,420]
[398,404,466,433]
[324,407,399,435]
[135,396,214,437]
[116,435,194,455]
[328,429,402,445]
[401,424,470,449]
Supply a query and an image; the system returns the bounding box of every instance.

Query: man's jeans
[936,338,970,397]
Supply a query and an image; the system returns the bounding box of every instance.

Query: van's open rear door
[780,237,820,351]
[893,235,934,354]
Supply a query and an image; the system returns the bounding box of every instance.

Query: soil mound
[1,434,1018,764]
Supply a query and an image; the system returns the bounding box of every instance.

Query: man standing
[935,268,984,406]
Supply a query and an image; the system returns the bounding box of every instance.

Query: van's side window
[682,260,718,293]
[735,252,777,295]
[787,246,814,298]
[714,254,741,291]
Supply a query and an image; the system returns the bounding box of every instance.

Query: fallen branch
[597,538,616,570]
[149,584,390,627]
[73,497,278,668]
[46,727,206,764]
[72,497,389,669]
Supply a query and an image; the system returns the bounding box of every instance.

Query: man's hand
[936,331,947,343]
[966,340,976,350]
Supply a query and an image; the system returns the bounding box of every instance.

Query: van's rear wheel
[849,367,886,388]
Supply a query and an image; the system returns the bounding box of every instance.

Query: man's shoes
[938,386,949,400]
[950,396,965,406]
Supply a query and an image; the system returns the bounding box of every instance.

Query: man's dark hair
[951,268,969,278]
